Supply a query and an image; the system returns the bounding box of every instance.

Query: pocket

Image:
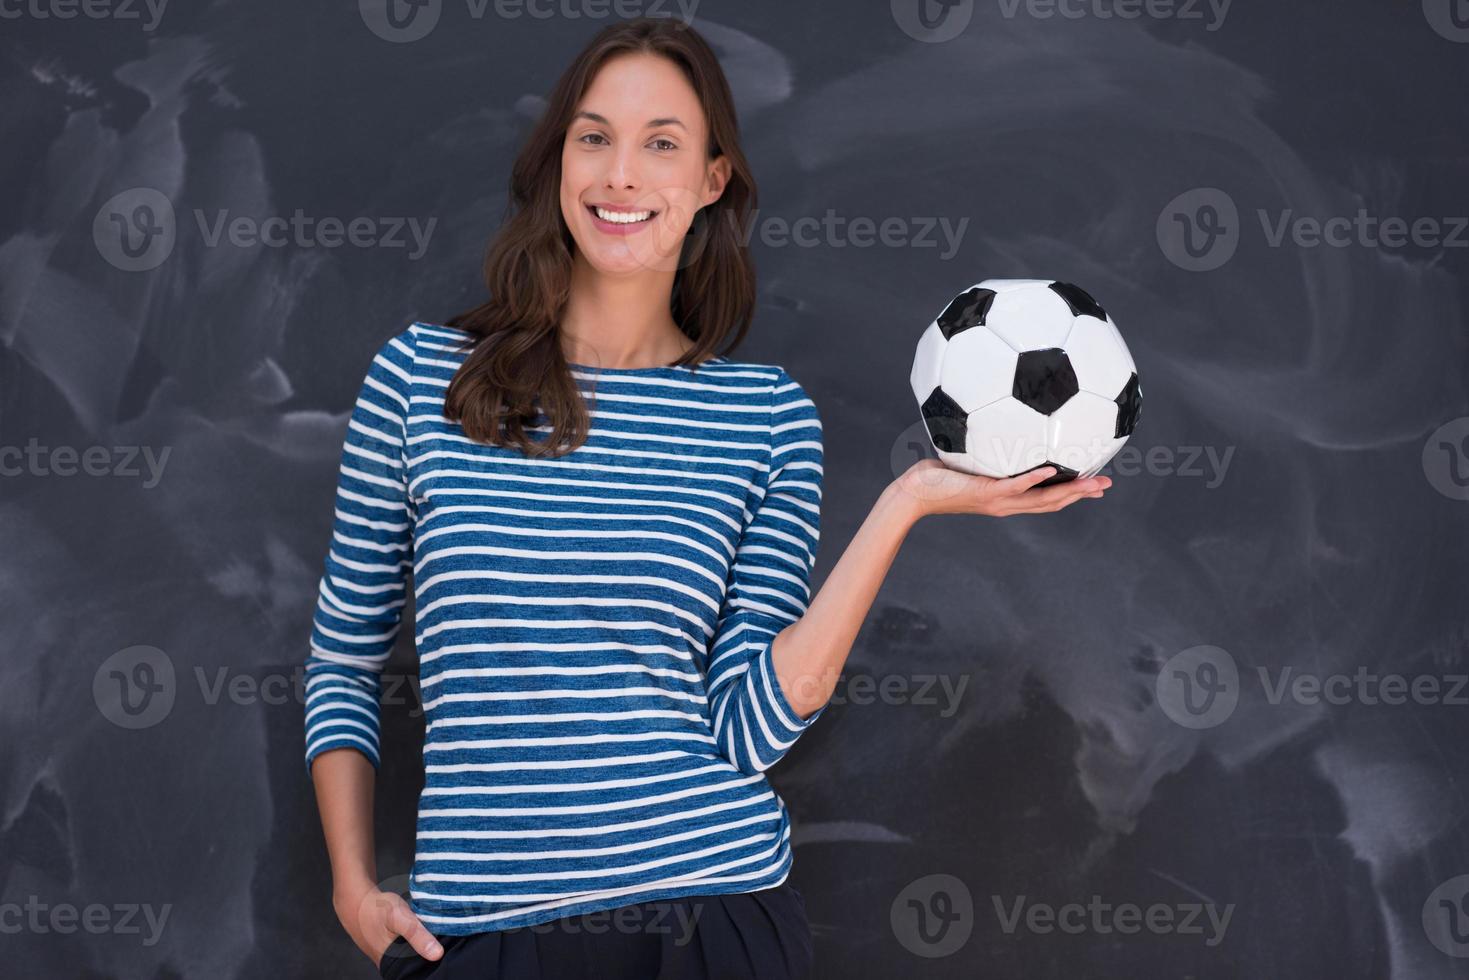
[745,884,814,980]
[377,936,418,979]
[781,885,815,978]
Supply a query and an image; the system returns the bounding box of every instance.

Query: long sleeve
[303,328,416,775]
[706,366,827,776]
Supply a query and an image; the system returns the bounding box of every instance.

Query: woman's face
[560,52,730,277]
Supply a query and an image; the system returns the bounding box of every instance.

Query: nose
[603,144,641,193]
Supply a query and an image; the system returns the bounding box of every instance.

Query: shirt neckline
[566,356,726,375]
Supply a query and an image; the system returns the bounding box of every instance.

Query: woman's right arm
[303,327,442,967]
[312,751,442,965]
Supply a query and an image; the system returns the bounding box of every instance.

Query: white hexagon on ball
[982,283,1077,351]
[1062,315,1133,398]
[1048,391,1121,475]
[963,399,1049,477]
[941,326,1017,411]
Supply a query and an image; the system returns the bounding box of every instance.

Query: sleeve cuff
[305,737,381,778]
[751,638,827,737]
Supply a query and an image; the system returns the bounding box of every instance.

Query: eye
[649,137,678,151]
[577,132,609,146]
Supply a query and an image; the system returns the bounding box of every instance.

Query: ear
[703,154,732,208]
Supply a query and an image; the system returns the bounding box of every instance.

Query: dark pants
[378,882,814,980]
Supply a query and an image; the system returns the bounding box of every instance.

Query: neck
[560,255,693,369]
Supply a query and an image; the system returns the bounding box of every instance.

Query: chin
[576,238,674,276]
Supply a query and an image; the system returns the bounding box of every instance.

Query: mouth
[587,203,658,233]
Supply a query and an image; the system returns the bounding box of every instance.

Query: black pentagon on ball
[1020,462,1079,487]
[937,287,997,340]
[919,386,969,453]
[1049,281,1107,321]
[1012,348,1079,416]
[1114,372,1142,438]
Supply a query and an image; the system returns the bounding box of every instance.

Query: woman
[304,16,1109,980]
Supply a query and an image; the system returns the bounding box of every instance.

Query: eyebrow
[572,111,687,132]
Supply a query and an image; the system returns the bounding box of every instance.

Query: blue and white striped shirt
[303,322,827,934]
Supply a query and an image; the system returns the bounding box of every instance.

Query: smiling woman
[306,18,822,980]
[304,14,1106,980]
[435,20,758,459]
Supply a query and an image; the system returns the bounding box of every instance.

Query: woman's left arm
[771,459,1111,718]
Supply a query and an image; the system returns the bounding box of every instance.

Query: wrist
[332,871,379,904]
[879,478,926,531]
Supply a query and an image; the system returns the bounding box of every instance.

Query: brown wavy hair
[441,17,757,458]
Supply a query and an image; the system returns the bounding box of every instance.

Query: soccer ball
[910,279,1141,487]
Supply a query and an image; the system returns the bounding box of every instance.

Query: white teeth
[594,206,653,224]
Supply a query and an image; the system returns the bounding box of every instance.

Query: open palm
[897,458,1110,518]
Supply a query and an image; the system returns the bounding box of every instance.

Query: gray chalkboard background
[2,1,1467,977]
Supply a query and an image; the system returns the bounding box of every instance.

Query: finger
[996,466,1059,496]
[1018,484,1097,513]
[1028,481,1087,506]
[382,897,442,960]
[1033,473,1110,501]
[396,914,445,962]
